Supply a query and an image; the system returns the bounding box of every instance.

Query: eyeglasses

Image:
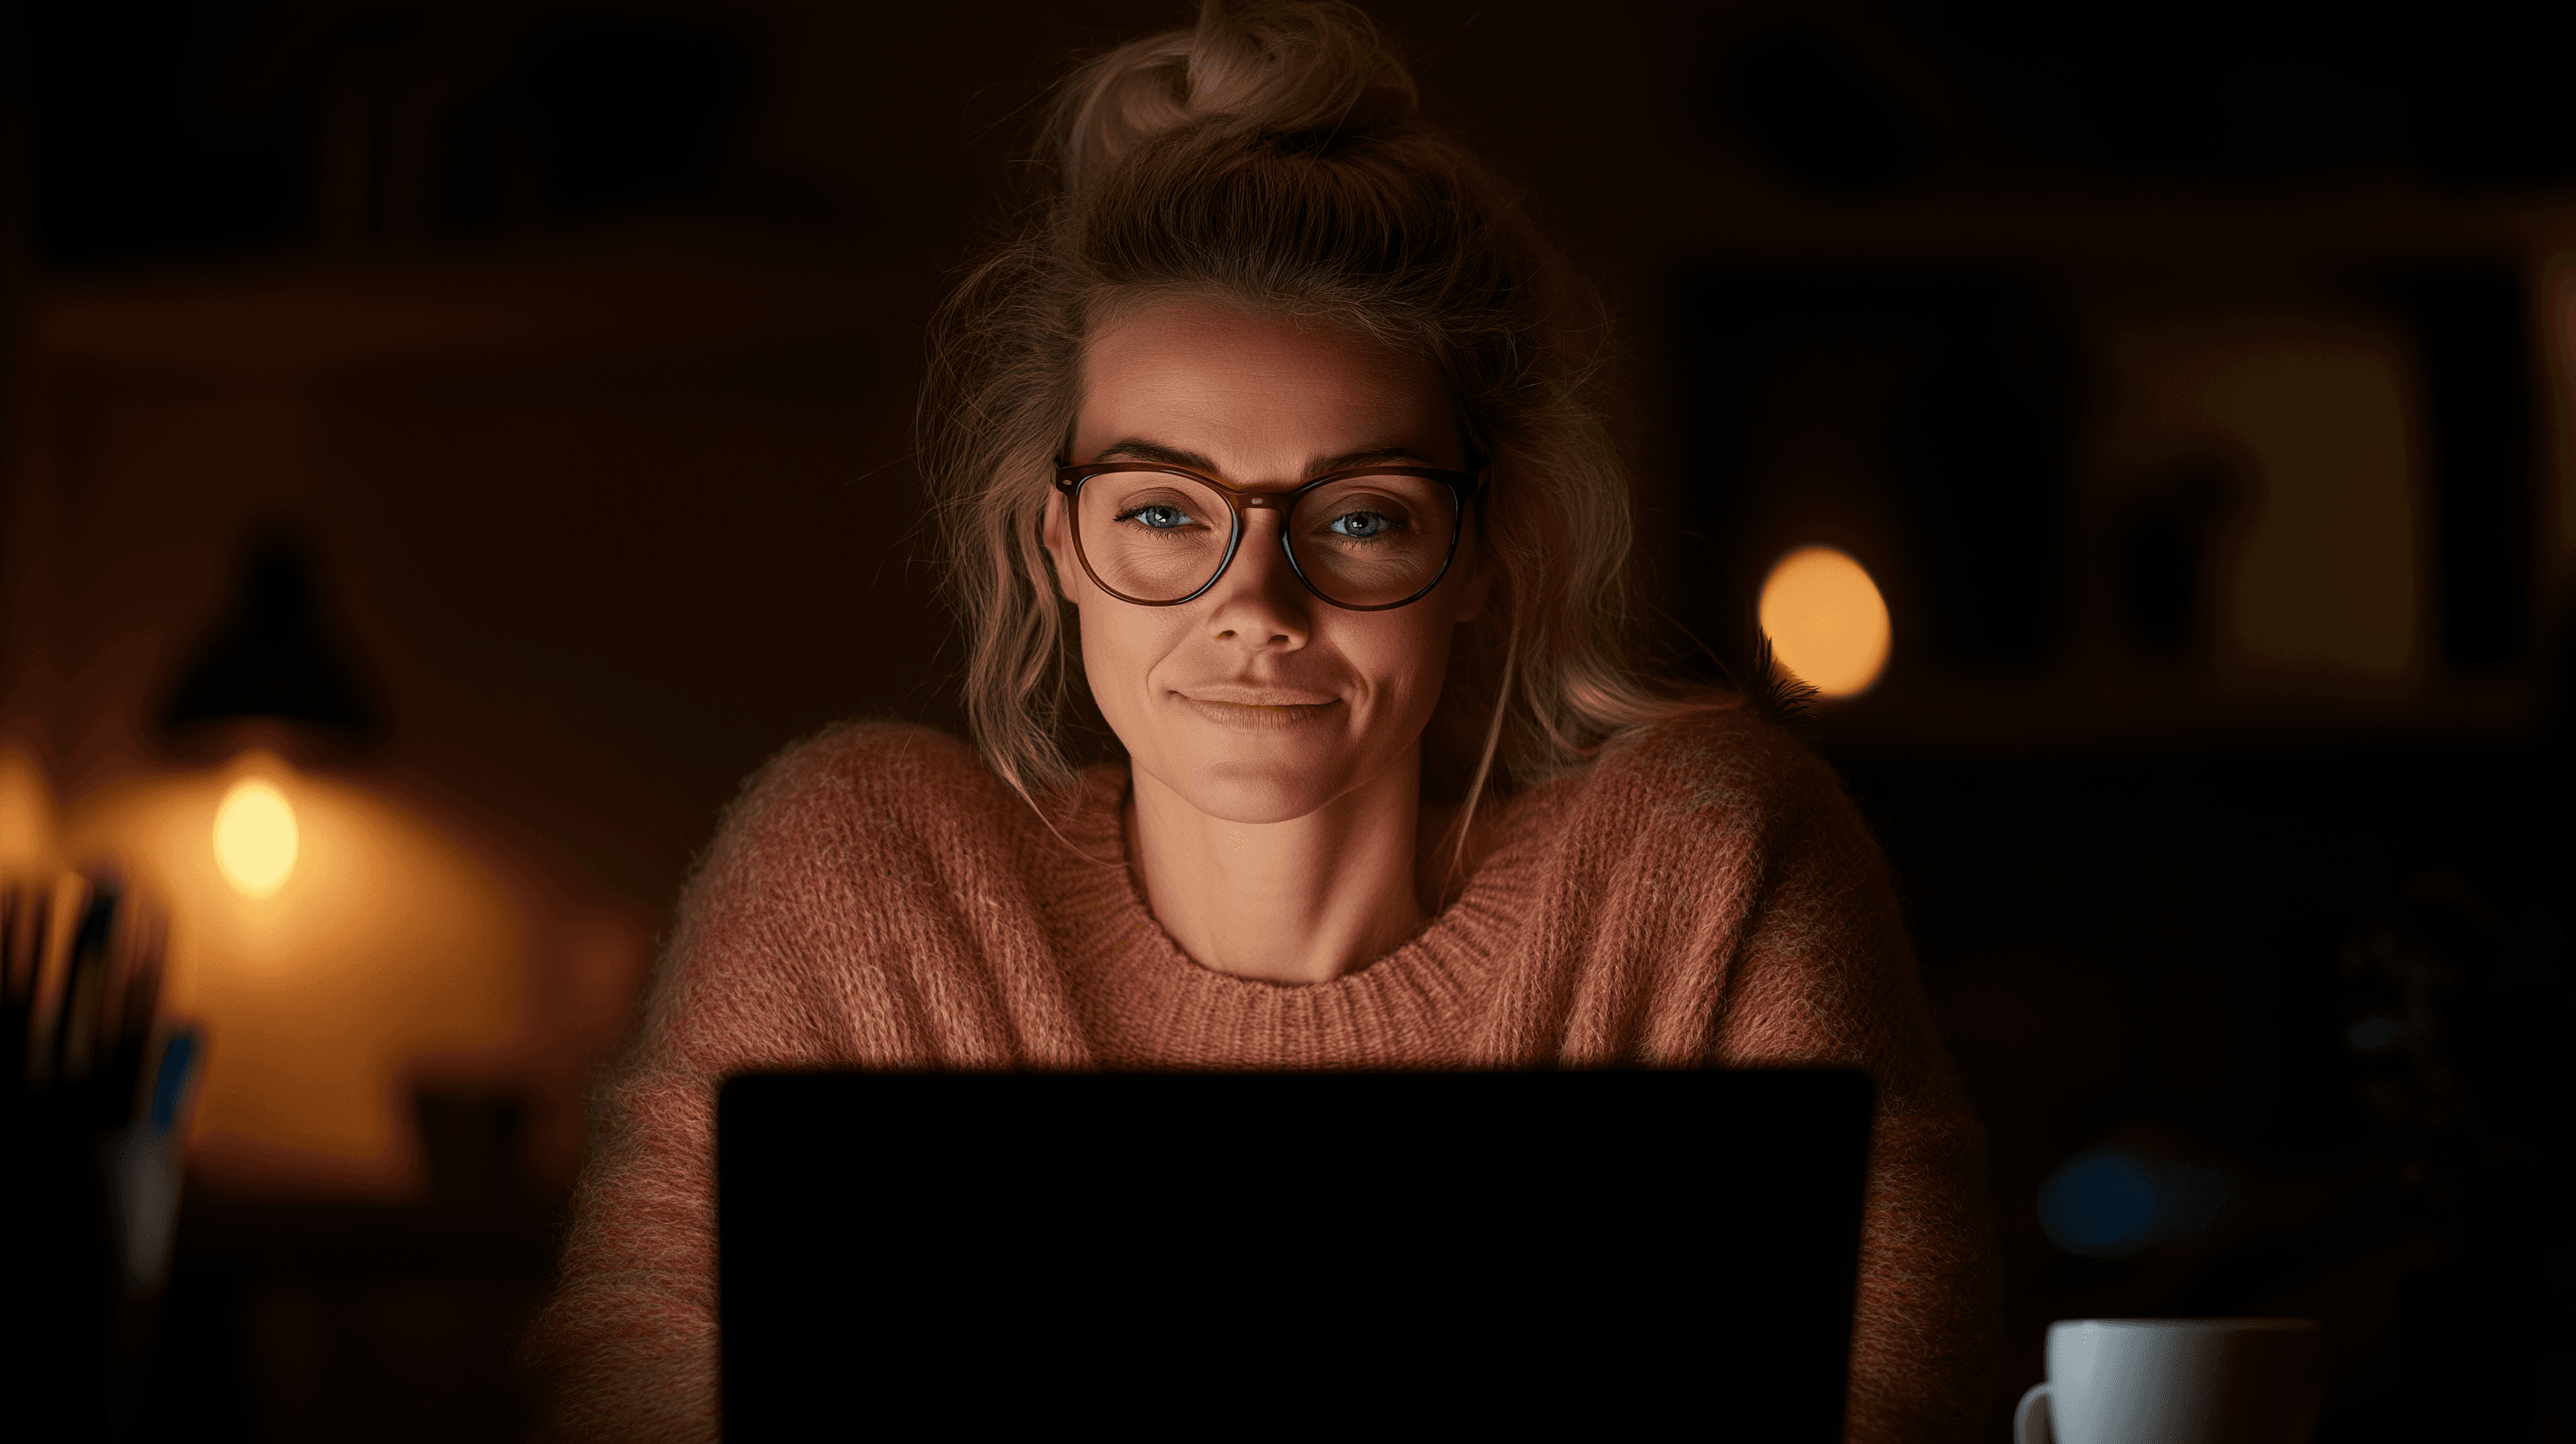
[1052,461,1485,611]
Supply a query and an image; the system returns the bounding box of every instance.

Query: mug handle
[2012,1382,2053,1444]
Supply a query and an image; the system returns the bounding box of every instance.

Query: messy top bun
[1052,0,1420,191]
[925,0,1707,809]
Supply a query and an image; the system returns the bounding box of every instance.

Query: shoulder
[1555,699,1854,849]
[649,722,1053,1033]
[695,721,1031,894]
[620,726,1054,1083]
[732,718,1007,815]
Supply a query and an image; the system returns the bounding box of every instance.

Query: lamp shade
[159,528,380,741]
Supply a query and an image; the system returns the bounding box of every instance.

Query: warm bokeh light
[1760,545,1893,698]
[66,757,533,1194]
[213,778,299,895]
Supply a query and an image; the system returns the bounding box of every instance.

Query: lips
[1180,689,1339,708]
[1169,687,1342,727]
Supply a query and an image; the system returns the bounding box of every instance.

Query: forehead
[1076,296,1459,472]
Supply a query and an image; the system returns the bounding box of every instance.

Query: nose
[1203,507,1311,652]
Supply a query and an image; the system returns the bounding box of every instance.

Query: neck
[1126,754,1438,985]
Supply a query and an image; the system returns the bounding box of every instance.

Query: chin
[1176,757,1351,825]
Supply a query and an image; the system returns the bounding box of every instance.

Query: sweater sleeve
[520,728,926,1443]
[1706,745,2001,1444]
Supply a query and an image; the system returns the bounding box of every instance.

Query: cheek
[1346,613,1460,719]
[1076,596,1174,711]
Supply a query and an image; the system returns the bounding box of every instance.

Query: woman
[526,3,1999,1439]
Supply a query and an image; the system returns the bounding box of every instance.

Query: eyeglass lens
[1074,471,1458,607]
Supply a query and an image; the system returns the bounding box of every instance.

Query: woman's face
[1046,296,1486,826]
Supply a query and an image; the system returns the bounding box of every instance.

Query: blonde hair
[923,0,1718,820]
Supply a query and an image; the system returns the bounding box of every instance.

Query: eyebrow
[1087,438,1450,477]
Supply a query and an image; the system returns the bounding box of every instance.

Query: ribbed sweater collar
[1031,764,1563,1070]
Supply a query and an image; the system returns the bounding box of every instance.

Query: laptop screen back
[721,1068,1870,1440]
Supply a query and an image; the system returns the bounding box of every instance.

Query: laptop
[720,1068,1871,1440]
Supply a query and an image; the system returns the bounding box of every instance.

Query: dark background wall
[1,1,2569,1440]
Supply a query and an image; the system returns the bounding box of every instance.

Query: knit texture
[525,708,1999,1441]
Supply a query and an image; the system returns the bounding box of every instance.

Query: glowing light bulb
[1759,545,1892,699]
[214,779,299,896]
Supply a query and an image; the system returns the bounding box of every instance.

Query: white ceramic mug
[2013,1318,2326,1444]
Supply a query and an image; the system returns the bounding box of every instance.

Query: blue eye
[1120,504,1196,530]
[1329,511,1394,539]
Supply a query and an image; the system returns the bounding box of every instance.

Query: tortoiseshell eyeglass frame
[1051,460,1488,612]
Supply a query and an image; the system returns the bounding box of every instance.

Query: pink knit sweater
[525,708,1998,1440]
